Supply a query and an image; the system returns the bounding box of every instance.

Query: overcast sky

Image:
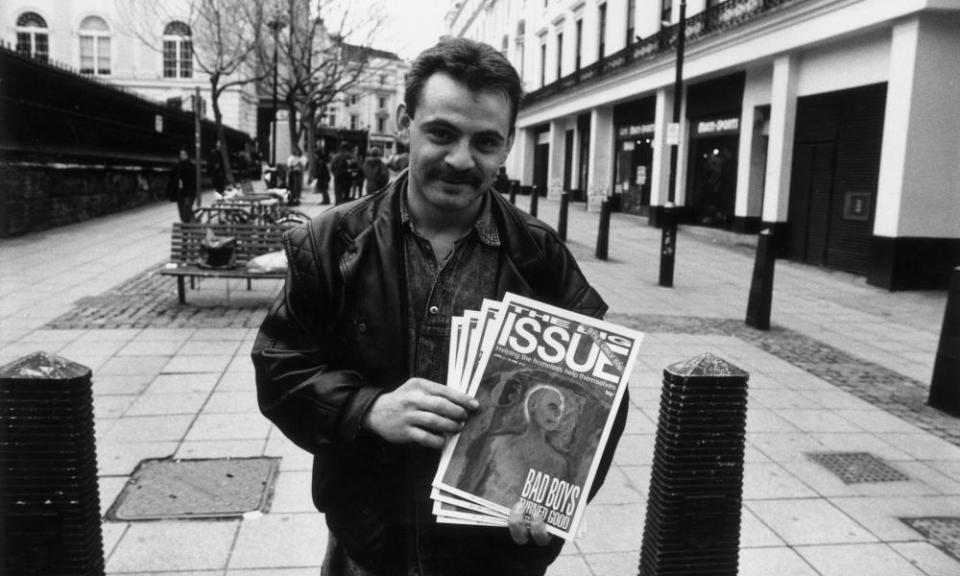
[335,0,450,60]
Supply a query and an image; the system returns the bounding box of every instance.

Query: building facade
[1,0,258,137]
[447,0,960,290]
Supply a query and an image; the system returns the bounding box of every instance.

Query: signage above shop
[618,123,656,138]
[695,117,740,136]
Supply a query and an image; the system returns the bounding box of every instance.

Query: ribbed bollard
[558,191,569,242]
[745,229,776,330]
[638,353,749,576]
[0,352,104,576]
[509,180,519,205]
[529,184,540,218]
[930,267,960,415]
[595,199,611,260]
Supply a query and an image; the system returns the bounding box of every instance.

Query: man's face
[531,389,563,432]
[400,73,514,215]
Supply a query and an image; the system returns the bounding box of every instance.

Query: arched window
[163,21,193,79]
[16,12,49,63]
[79,16,111,75]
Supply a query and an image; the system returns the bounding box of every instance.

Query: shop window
[16,12,49,63]
[163,21,192,79]
[79,16,111,76]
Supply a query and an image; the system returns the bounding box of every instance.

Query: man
[252,38,626,576]
[361,147,390,196]
[207,139,227,196]
[286,146,307,206]
[167,148,197,223]
[330,141,359,204]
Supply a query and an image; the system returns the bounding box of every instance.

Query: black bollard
[595,199,611,260]
[558,191,569,242]
[509,180,519,205]
[930,267,960,416]
[745,229,776,330]
[658,203,677,287]
[529,185,540,218]
[1,352,104,576]
[639,353,749,576]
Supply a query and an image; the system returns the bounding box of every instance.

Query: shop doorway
[615,136,654,216]
[687,135,739,227]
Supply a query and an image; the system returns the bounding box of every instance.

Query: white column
[547,119,566,199]
[876,15,960,239]
[512,126,536,185]
[587,106,614,212]
[762,54,799,223]
[650,88,671,208]
[735,67,773,225]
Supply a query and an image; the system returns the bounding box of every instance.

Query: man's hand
[508,502,553,546]
[362,378,479,449]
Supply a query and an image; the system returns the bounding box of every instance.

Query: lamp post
[659,0,686,288]
[268,15,286,166]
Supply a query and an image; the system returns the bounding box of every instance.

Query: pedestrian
[330,141,358,204]
[386,145,409,177]
[167,148,197,223]
[252,38,626,576]
[286,147,307,206]
[315,151,332,204]
[207,139,227,196]
[361,147,390,195]
[351,146,365,199]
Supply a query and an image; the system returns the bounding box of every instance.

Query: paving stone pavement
[2,185,959,576]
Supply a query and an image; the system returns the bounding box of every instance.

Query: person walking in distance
[252,38,626,576]
[207,139,227,196]
[167,148,197,223]
[330,142,358,204]
[361,147,390,196]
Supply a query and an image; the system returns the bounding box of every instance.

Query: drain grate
[805,452,910,484]
[901,517,960,562]
[106,457,279,521]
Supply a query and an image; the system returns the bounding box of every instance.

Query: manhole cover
[805,452,910,484]
[901,517,960,562]
[106,457,279,520]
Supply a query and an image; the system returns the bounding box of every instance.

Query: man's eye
[428,129,454,142]
[475,137,501,151]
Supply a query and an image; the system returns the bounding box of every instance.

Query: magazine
[432,292,643,540]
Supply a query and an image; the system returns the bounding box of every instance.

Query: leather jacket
[252,172,627,575]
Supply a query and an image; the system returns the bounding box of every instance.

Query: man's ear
[396,102,410,133]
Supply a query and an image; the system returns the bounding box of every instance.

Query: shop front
[613,97,656,215]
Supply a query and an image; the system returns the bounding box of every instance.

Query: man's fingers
[407,427,447,450]
[507,502,529,545]
[529,513,552,546]
[410,411,464,435]
[414,379,480,411]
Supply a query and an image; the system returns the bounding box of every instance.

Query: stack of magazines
[431,292,644,540]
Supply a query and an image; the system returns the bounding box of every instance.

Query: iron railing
[522,0,801,108]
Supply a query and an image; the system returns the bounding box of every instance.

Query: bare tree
[116,0,268,184]
[268,0,388,182]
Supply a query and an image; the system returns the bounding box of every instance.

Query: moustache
[428,166,483,186]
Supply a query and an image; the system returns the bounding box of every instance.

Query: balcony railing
[522,0,801,108]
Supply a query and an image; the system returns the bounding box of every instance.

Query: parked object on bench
[200,227,237,269]
[247,250,287,273]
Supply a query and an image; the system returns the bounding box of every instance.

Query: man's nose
[444,139,476,171]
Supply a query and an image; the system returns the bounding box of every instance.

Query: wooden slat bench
[159,222,287,304]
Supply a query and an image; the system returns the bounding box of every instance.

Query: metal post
[509,180,519,205]
[596,199,611,260]
[639,353,748,576]
[529,184,539,218]
[558,191,569,241]
[194,86,202,209]
[1,352,104,576]
[659,0,686,288]
[745,229,776,330]
[269,18,284,167]
[930,267,960,415]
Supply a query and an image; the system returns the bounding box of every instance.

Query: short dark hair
[405,38,523,131]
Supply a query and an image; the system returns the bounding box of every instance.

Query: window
[350,95,357,106]
[16,12,49,63]
[350,115,358,130]
[377,117,386,133]
[163,22,192,78]
[79,16,110,75]
[380,74,387,85]
[378,96,386,109]
[326,111,337,126]
[626,0,636,45]
[539,41,546,87]
[555,32,563,81]
[597,4,607,60]
[661,0,673,26]
[575,19,582,72]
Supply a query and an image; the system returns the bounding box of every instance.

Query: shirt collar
[400,182,501,247]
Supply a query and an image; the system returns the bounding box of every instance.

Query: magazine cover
[433,293,643,540]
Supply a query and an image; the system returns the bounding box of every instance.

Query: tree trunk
[210,78,234,185]
[303,104,318,181]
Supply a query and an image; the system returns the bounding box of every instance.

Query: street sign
[666,123,680,145]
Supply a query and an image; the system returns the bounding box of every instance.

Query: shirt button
[428,305,440,315]
[358,322,367,333]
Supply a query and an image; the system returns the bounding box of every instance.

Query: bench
[159,222,286,304]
